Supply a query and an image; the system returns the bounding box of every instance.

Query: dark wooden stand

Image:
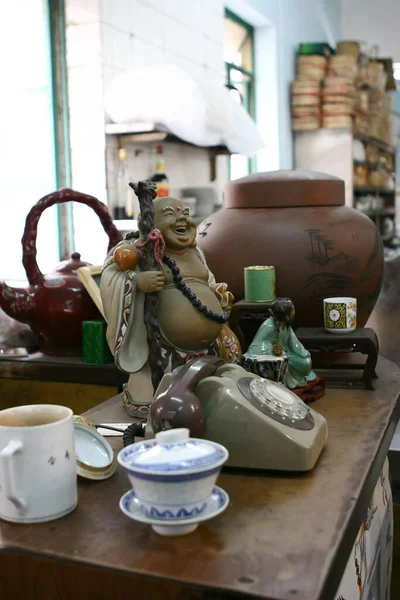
[229,299,275,352]
[296,327,379,390]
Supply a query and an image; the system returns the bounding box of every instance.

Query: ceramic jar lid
[119,428,228,474]
[224,170,344,209]
[73,417,117,480]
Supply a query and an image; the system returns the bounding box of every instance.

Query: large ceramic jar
[196,170,384,328]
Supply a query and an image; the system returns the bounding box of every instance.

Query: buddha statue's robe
[100,244,233,416]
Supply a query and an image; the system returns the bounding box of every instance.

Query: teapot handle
[22,188,123,285]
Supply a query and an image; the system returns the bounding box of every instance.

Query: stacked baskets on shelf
[291,40,394,147]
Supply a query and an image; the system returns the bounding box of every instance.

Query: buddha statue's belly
[157,282,223,351]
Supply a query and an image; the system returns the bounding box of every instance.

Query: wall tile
[162,0,185,19]
[204,66,224,87]
[67,65,104,110]
[130,2,165,47]
[181,26,204,64]
[213,0,224,16]
[67,65,105,150]
[101,24,132,70]
[101,0,137,34]
[189,0,207,33]
[103,64,130,122]
[167,53,194,77]
[71,146,106,194]
[204,10,223,43]
[96,0,228,210]
[72,201,110,266]
[173,0,200,28]
[66,0,100,25]
[102,64,128,96]
[164,16,183,55]
[190,63,205,82]
[69,114,106,152]
[131,37,165,69]
[66,22,101,68]
[139,0,162,10]
[204,37,223,70]
[202,0,224,16]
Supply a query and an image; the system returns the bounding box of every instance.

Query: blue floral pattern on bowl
[146,503,207,519]
[121,486,227,519]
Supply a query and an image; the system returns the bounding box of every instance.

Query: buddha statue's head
[153,197,197,251]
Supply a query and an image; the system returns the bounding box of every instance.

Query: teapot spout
[0,281,34,324]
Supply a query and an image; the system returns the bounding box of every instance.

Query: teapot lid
[224,169,344,209]
[56,252,92,274]
[118,428,228,474]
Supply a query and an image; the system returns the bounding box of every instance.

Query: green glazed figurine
[246,298,317,389]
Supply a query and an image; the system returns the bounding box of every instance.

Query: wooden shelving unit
[353,131,395,155]
[363,207,396,217]
[352,132,396,242]
[354,185,395,196]
[294,127,397,245]
[353,160,394,174]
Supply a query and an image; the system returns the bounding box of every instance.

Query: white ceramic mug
[0,404,77,523]
[323,297,357,334]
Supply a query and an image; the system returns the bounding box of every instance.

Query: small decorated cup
[323,297,357,334]
[118,428,228,519]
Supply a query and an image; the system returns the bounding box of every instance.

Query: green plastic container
[82,319,113,364]
[297,42,334,57]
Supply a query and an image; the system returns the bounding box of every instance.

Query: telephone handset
[150,357,328,472]
[151,356,225,437]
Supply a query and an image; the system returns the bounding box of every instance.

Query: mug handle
[0,440,27,511]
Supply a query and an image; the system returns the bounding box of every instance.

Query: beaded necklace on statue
[163,254,230,324]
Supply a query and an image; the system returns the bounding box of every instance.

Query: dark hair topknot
[271,298,294,323]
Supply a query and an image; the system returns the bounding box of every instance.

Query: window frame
[48,0,73,260]
[224,8,256,178]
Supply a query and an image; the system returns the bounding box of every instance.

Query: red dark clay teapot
[0,189,122,356]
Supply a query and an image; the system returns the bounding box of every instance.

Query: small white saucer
[119,485,229,536]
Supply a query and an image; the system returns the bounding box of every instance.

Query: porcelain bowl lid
[118,428,228,475]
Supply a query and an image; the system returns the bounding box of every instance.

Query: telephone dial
[149,357,327,472]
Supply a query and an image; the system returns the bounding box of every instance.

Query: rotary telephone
[150,357,327,472]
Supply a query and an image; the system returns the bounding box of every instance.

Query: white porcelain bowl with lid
[117,428,228,519]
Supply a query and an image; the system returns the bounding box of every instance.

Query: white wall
[65,0,226,266]
[101,0,225,92]
[66,0,108,265]
[341,0,400,61]
[65,0,343,265]
[101,0,227,212]
[276,0,341,168]
[228,0,342,169]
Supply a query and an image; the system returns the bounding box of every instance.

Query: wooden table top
[1,357,399,600]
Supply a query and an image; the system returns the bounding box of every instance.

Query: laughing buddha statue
[100,194,241,418]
